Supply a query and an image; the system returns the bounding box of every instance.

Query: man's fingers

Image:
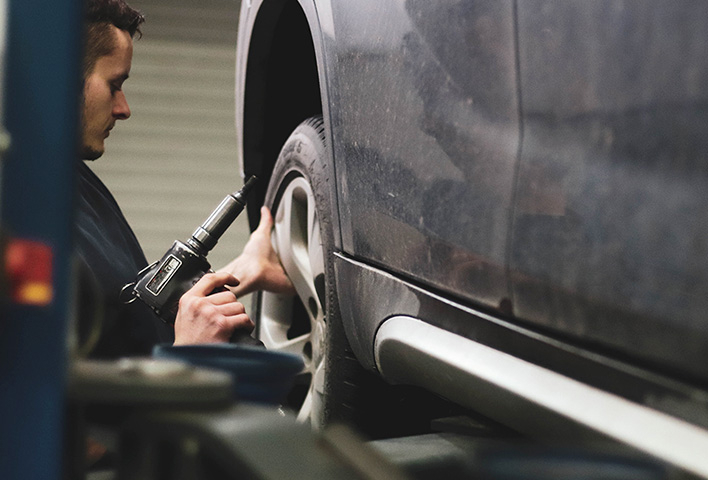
[190,272,240,296]
[218,299,247,317]
[227,313,254,332]
[209,289,240,305]
[256,206,273,234]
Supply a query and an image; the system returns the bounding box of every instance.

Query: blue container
[153,344,304,404]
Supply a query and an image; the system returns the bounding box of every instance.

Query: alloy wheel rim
[258,176,327,427]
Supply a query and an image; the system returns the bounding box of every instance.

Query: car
[234,0,708,475]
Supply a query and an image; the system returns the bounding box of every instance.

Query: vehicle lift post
[0,0,83,479]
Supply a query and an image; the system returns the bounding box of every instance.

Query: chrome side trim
[374,316,708,478]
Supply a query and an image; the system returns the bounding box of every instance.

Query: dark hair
[83,0,145,79]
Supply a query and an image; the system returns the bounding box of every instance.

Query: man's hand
[173,272,253,345]
[219,206,295,297]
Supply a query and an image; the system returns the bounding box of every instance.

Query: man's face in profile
[81,25,133,160]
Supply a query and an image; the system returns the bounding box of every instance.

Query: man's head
[81,0,144,160]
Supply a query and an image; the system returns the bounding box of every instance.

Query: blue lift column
[0,0,82,479]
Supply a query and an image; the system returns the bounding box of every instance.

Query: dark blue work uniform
[74,161,173,358]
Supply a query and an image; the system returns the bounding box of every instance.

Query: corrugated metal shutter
[90,0,249,273]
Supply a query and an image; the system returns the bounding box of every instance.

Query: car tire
[255,116,464,437]
[254,116,364,430]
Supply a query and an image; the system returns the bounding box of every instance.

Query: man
[77,0,291,357]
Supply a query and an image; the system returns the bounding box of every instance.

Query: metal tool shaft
[187,176,257,254]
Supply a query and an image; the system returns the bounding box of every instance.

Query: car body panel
[326,0,519,311]
[335,253,708,433]
[511,0,708,382]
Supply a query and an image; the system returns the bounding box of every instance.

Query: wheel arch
[237,0,329,232]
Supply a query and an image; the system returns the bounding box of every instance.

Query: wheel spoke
[312,357,325,394]
[307,197,325,280]
[297,389,313,424]
[257,294,294,349]
[308,359,326,429]
[307,198,326,311]
[273,179,324,322]
[271,332,312,359]
[272,183,298,273]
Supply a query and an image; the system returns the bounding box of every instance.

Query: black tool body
[122,176,258,328]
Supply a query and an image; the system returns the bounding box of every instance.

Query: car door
[326,0,521,312]
[510,0,708,381]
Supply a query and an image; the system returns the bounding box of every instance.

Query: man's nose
[113,91,131,120]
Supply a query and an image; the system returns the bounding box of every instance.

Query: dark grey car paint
[330,0,519,311]
[511,1,708,380]
[326,0,708,382]
[236,0,708,426]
